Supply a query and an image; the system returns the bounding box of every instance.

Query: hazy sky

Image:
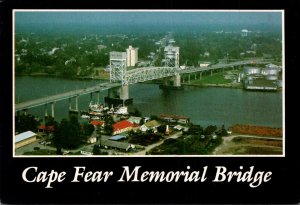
[15,11,282,27]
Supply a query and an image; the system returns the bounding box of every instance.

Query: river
[15,76,283,128]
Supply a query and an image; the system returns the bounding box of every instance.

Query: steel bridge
[15,58,274,113]
[121,58,273,85]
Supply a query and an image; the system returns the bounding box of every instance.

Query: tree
[15,113,40,133]
[216,124,228,137]
[53,117,82,149]
[203,125,217,136]
[82,123,95,136]
[45,116,58,127]
[104,115,114,135]
[93,144,101,155]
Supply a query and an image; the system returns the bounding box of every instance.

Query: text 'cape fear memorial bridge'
[15,45,273,118]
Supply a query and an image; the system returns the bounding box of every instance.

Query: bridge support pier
[174,73,181,87]
[68,98,71,110]
[159,74,183,90]
[22,109,28,115]
[210,70,213,76]
[51,102,55,118]
[105,85,133,107]
[75,95,79,111]
[200,72,202,80]
[120,85,129,100]
[96,91,100,104]
[90,93,93,104]
[44,104,48,117]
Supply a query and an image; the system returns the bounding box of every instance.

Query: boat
[114,105,128,115]
[81,114,90,119]
[91,116,100,120]
[89,102,104,112]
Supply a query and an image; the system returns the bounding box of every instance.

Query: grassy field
[189,72,232,85]
[214,136,282,155]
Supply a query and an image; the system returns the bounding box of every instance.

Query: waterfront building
[38,124,55,133]
[140,120,160,133]
[126,45,138,67]
[15,131,37,149]
[127,116,142,125]
[112,120,134,135]
[90,120,105,128]
[159,114,190,125]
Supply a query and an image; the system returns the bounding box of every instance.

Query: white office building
[126,45,138,67]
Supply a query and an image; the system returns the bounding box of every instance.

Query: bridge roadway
[16,58,273,111]
[179,59,272,74]
[15,82,121,111]
[123,58,273,85]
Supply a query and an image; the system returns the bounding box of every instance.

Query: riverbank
[213,134,282,155]
[182,82,243,89]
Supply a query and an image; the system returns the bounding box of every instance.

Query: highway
[15,82,121,111]
[179,59,272,74]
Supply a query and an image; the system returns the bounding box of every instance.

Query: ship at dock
[80,102,128,119]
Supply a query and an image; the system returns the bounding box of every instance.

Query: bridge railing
[124,66,178,85]
[123,59,274,84]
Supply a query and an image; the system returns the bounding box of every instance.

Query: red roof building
[112,120,134,135]
[90,120,105,127]
[38,125,55,133]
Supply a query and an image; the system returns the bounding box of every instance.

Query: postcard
[0,0,299,204]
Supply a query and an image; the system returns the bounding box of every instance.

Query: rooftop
[164,46,179,53]
[144,120,160,128]
[15,131,36,143]
[159,114,189,120]
[100,139,131,150]
[90,120,105,126]
[113,120,134,132]
[109,135,127,141]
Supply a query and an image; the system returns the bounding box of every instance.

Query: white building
[126,45,138,67]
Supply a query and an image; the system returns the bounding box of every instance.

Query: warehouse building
[15,131,37,149]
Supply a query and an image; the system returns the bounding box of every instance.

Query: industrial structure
[241,29,249,37]
[242,64,282,91]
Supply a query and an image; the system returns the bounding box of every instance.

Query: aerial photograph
[14,11,283,156]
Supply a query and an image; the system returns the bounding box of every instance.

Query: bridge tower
[109,51,127,83]
[105,51,133,106]
[161,46,182,89]
[164,46,179,67]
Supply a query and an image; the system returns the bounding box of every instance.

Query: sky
[15,11,282,27]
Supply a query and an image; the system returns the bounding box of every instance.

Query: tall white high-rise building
[126,45,138,67]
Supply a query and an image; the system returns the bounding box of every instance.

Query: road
[179,59,272,74]
[15,82,121,111]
